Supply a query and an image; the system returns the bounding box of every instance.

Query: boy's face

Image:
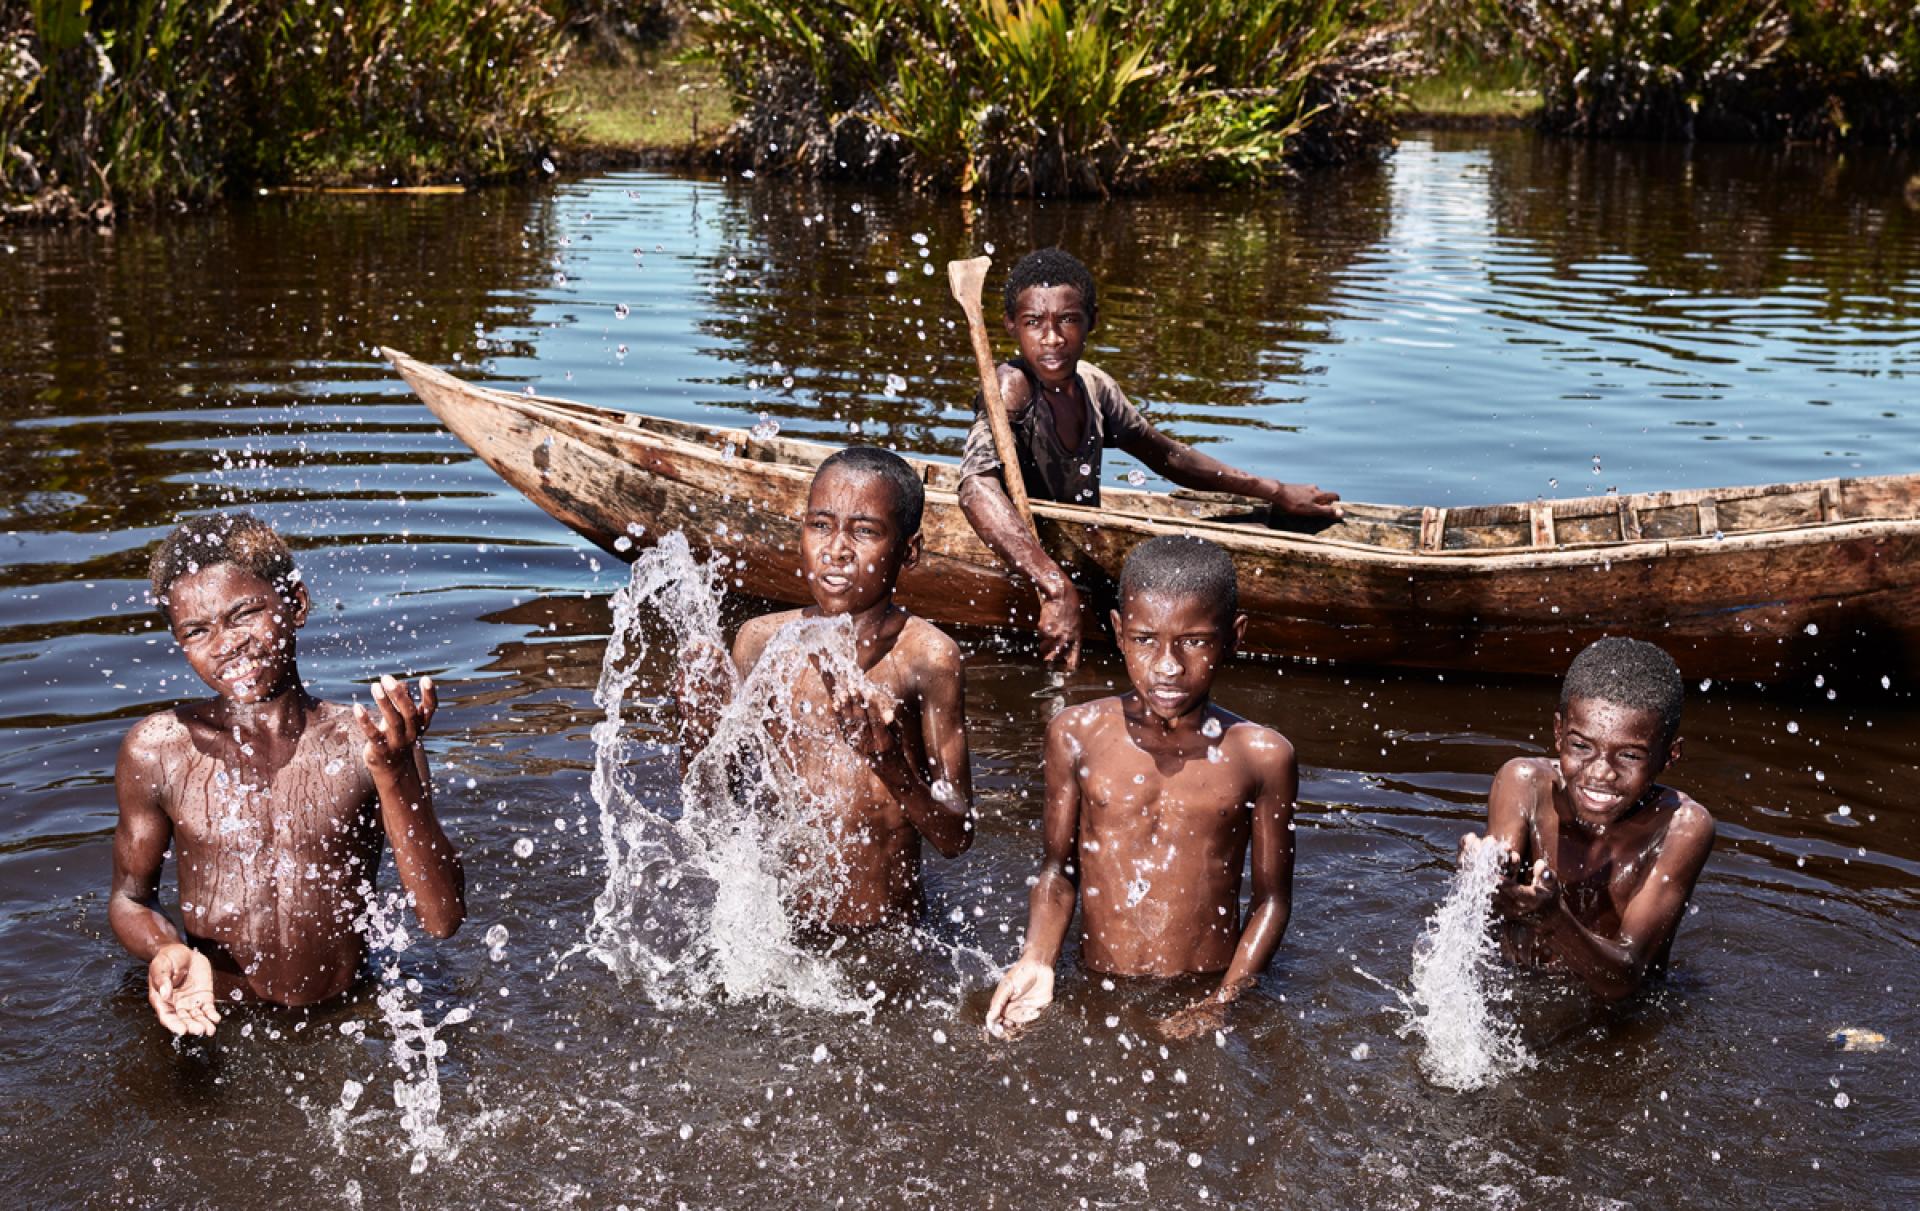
[1552,696,1680,827]
[166,562,310,704]
[1110,590,1245,725]
[1004,284,1094,390]
[800,467,920,616]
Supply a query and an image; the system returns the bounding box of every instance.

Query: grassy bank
[2,1,570,223]
[1477,0,1920,141]
[556,56,733,165]
[690,0,1421,195]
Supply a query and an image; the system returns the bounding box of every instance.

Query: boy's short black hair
[149,512,299,620]
[1560,637,1684,746]
[1119,535,1238,625]
[815,445,925,538]
[1003,248,1097,321]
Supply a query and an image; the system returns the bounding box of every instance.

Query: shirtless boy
[110,513,464,1036]
[679,446,975,929]
[1462,637,1715,1002]
[957,247,1341,668]
[986,535,1297,1040]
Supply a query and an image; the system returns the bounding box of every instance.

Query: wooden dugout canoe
[385,348,1920,684]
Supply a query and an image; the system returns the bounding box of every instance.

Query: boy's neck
[1123,691,1214,738]
[810,599,904,667]
[212,675,316,738]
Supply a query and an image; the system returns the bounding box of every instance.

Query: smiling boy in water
[110,513,464,1036]
[678,446,975,929]
[956,248,1341,668]
[1462,637,1715,1001]
[986,535,1297,1040]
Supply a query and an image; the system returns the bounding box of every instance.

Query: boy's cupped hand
[149,942,220,1037]
[355,674,436,775]
[985,957,1055,1039]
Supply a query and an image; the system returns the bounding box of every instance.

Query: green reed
[1478,0,1919,141]
[694,0,1417,194]
[3,1,569,221]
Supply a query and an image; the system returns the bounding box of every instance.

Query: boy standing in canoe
[986,535,1298,1040]
[1461,637,1716,1000]
[677,446,976,929]
[956,247,1341,669]
[111,513,464,1035]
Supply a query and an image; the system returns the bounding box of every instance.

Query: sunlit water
[2,131,1917,1206]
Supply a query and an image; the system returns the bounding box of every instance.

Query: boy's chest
[169,738,377,867]
[1081,750,1254,838]
[1544,822,1661,917]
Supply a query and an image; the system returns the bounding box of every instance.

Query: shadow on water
[0,133,1917,1206]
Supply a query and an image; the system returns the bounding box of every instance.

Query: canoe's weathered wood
[382,348,1920,683]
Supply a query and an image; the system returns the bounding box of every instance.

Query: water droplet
[884,374,907,396]
[1201,717,1223,739]
[1126,468,1147,486]
[1206,745,1223,764]
[1591,455,1603,474]
[1804,622,1820,636]
[540,157,556,175]
[884,270,899,285]
[911,232,929,246]
[614,535,634,552]
[1786,721,1800,734]
[614,302,630,320]
[513,838,535,858]
[1834,1091,1850,1108]
[1078,463,1091,476]
[1350,1042,1370,1061]
[751,414,780,441]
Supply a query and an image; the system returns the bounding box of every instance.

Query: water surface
[2,131,1916,1208]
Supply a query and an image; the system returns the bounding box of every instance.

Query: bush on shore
[1479,0,1920,141]
[2,1,569,223]
[694,0,1420,195]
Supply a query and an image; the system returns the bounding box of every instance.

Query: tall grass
[1477,0,1920,141]
[3,1,569,222]
[694,0,1417,194]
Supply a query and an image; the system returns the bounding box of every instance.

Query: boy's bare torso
[734,608,948,928]
[127,698,384,1005]
[1061,697,1271,976]
[1500,756,1700,971]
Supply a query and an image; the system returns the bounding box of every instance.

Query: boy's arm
[674,630,745,766]
[896,635,975,856]
[1520,801,1715,1001]
[985,711,1082,1036]
[1118,426,1340,520]
[1160,733,1297,1039]
[1466,758,1541,872]
[111,721,221,1036]
[956,471,1081,669]
[357,676,465,939]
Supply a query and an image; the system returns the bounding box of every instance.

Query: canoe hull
[387,350,1920,683]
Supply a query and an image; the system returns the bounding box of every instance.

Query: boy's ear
[1109,607,1123,639]
[1551,709,1565,746]
[1228,612,1247,654]
[1661,735,1684,770]
[899,531,923,571]
[284,581,312,629]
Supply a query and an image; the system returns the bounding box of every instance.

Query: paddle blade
[947,256,992,313]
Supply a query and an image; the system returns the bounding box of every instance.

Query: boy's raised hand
[985,956,1055,1038]
[1493,859,1560,920]
[355,674,436,776]
[148,942,220,1037]
[812,657,905,766]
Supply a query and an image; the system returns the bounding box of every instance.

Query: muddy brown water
[2,132,1917,1207]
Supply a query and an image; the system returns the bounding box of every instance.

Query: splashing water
[351,885,473,1171]
[578,533,880,1016]
[1405,841,1533,1090]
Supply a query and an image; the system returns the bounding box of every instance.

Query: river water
[2,131,1916,1207]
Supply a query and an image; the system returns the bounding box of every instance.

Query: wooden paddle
[947,256,1036,533]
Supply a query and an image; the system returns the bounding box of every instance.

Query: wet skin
[680,465,975,929]
[1464,695,1716,1002]
[109,563,465,1034]
[956,281,1341,670]
[987,589,1297,1041]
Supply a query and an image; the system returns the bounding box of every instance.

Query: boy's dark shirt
[957,357,1153,507]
